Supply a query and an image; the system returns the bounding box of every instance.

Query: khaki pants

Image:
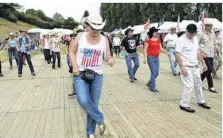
[213,55,222,77]
[180,66,205,107]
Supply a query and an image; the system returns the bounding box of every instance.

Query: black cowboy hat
[147,27,159,38]
[125,28,134,35]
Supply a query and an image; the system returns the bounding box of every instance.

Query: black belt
[185,65,199,68]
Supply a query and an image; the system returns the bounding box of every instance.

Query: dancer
[175,24,211,113]
[69,13,114,138]
[213,29,222,79]
[43,34,51,64]
[113,33,121,57]
[50,33,61,69]
[18,29,35,77]
[163,26,178,76]
[198,19,217,93]
[121,27,140,83]
[143,27,168,92]
[7,32,19,69]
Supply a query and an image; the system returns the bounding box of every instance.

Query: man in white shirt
[113,33,121,57]
[175,24,211,113]
[163,26,178,76]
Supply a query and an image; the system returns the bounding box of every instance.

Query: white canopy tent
[158,22,177,33]
[179,20,198,32]
[52,28,73,35]
[28,28,52,39]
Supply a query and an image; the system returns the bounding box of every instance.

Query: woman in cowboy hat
[213,28,222,79]
[143,27,168,92]
[7,32,19,69]
[69,13,114,138]
[121,27,140,83]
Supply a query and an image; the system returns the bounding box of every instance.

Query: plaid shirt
[198,30,215,58]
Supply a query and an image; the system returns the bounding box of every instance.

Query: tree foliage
[0,3,79,30]
[100,3,222,32]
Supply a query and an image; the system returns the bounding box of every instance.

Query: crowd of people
[0,12,222,138]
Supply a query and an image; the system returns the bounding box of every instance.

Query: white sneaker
[88,134,95,138]
[210,87,215,91]
[99,124,106,135]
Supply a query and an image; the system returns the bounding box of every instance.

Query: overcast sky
[7,0,101,22]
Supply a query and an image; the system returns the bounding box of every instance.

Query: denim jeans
[201,57,214,89]
[147,56,160,90]
[125,52,139,80]
[73,73,104,135]
[168,48,177,74]
[8,51,18,66]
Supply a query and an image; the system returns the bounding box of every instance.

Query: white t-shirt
[44,39,50,49]
[163,33,178,48]
[113,37,121,46]
[175,34,199,66]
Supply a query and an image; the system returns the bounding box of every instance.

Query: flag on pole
[200,11,206,31]
[144,19,150,30]
[177,13,180,32]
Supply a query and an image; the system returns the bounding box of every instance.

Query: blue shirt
[18,36,31,54]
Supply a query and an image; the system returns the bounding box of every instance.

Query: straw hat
[9,32,15,36]
[204,18,213,25]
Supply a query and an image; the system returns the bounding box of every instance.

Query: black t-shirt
[121,36,139,53]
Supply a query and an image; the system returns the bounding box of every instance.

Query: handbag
[119,50,126,58]
[81,69,97,82]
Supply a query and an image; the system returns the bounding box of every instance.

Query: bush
[7,13,18,22]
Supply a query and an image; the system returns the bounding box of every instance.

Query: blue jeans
[147,56,159,90]
[125,53,139,80]
[8,51,18,59]
[168,48,177,74]
[73,73,104,135]
[8,51,18,66]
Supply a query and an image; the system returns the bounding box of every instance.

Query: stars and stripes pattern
[81,48,102,67]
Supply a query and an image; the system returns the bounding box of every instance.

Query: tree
[82,10,89,18]
[100,3,222,32]
[53,12,63,20]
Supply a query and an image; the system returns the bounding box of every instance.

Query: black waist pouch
[81,69,97,82]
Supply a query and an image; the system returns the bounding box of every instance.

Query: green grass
[0,18,37,38]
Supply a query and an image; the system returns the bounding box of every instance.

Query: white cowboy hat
[84,13,106,30]
[169,25,177,30]
[204,18,213,25]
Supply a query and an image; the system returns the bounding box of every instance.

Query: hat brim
[204,23,213,25]
[85,20,106,30]
[125,29,134,35]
